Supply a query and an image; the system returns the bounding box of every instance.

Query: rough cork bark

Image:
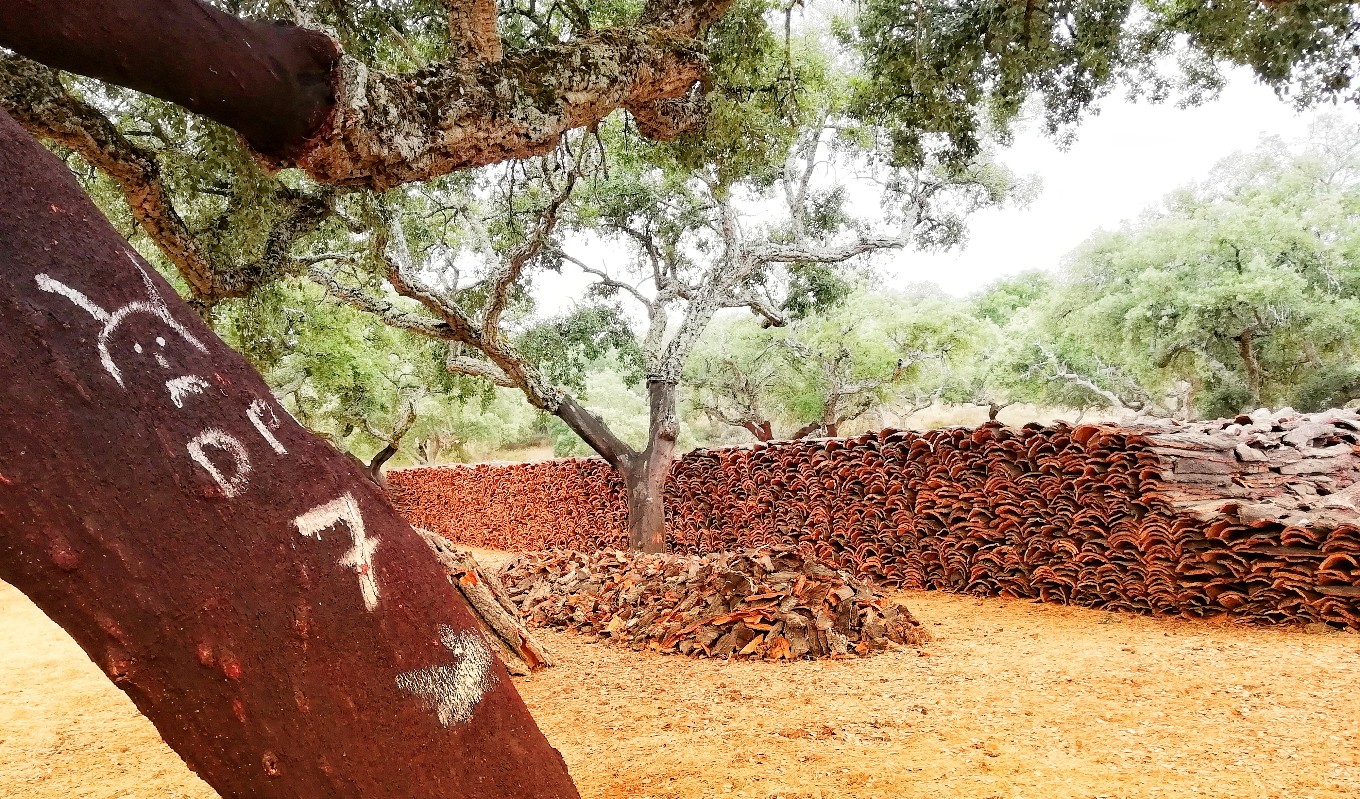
[0,0,733,189]
[0,108,578,799]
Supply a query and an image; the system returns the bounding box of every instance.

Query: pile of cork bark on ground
[497,545,928,660]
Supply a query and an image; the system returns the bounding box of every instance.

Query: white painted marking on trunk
[186,429,251,498]
[165,375,211,408]
[293,493,380,611]
[34,256,207,387]
[35,273,111,323]
[395,626,497,727]
[247,399,289,455]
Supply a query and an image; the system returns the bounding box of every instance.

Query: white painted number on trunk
[293,493,381,611]
[395,626,497,727]
[165,375,210,408]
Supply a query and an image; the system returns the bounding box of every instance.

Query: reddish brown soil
[4,558,1359,798]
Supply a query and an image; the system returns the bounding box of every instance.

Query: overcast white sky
[534,69,1360,315]
[886,69,1360,296]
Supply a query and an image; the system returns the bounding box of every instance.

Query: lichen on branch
[288,29,714,189]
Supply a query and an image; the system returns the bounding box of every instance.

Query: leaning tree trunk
[0,109,578,799]
[741,420,774,442]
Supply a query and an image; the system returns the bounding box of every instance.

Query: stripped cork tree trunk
[0,108,578,799]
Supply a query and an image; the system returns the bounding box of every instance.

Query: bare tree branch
[309,265,453,339]
[483,156,582,335]
[562,253,655,311]
[445,353,517,387]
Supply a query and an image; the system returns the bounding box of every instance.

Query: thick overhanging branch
[0,54,218,297]
[0,53,332,304]
[0,0,339,160]
[295,31,710,189]
[1,0,736,190]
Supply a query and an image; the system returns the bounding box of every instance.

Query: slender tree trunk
[988,402,1004,421]
[367,443,399,485]
[0,109,578,799]
[741,420,774,441]
[824,421,840,437]
[1236,330,1264,408]
[622,380,679,553]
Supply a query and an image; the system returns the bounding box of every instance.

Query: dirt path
[4,567,1359,798]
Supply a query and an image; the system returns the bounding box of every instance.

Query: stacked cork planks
[388,409,1360,627]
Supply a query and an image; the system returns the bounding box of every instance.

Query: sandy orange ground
[3,564,1359,799]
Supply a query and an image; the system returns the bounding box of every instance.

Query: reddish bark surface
[0,0,337,159]
[0,109,579,799]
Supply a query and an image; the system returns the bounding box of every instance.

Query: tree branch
[562,252,655,311]
[447,0,503,62]
[309,265,454,340]
[0,0,738,190]
[747,232,911,266]
[445,353,517,387]
[0,53,333,304]
[483,159,581,335]
[1038,348,1135,411]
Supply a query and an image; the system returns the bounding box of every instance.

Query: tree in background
[687,316,788,440]
[317,89,1012,549]
[846,0,1360,169]
[688,287,992,439]
[981,120,1360,419]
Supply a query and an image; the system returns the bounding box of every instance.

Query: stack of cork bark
[497,546,928,659]
[388,408,1360,628]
